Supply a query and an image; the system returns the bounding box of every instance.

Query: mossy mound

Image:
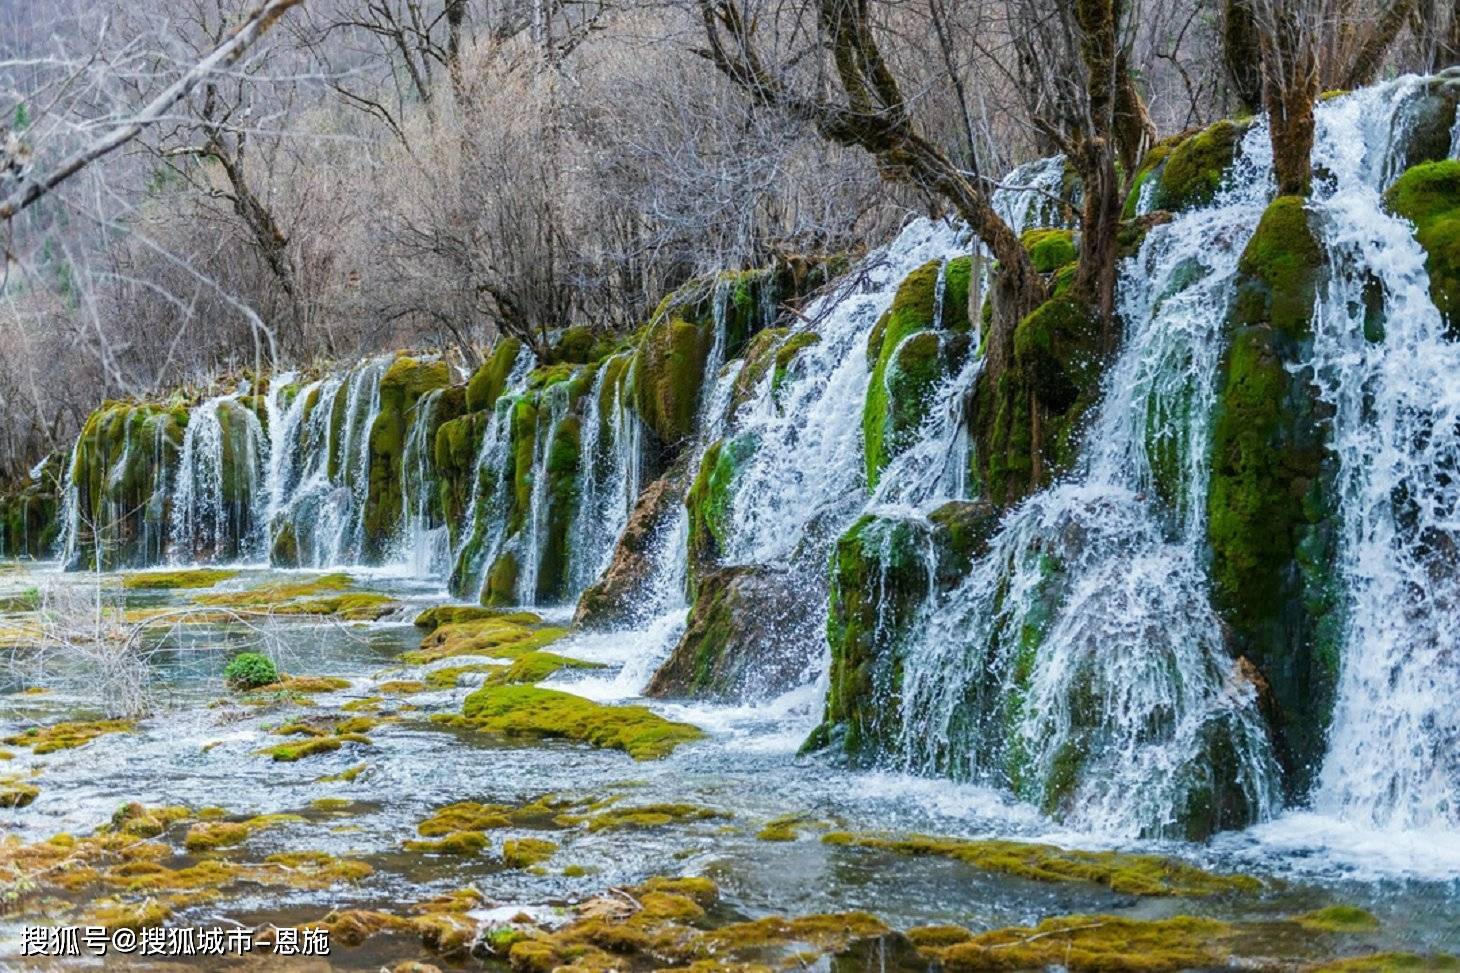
[633,314,714,450]
[182,813,301,851]
[923,914,1231,971]
[482,651,605,686]
[1207,194,1338,793]
[449,685,703,760]
[1021,228,1077,272]
[4,719,134,754]
[404,830,488,855]
[1297,905,1381,933]
[862,258,972,489]
[0,779,39,807]
[467,338,525,412]
[122,568,240,590]
[502,837,558,868]
[404,614,565,665]
[1385,159,1460,336]
[820,831,1259,897]
[414,604,515,630]
[194,572,350,607]
[1155,119,1247,212]
[572,802,727,831]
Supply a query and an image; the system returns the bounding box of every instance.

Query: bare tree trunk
[1343,0,1418,87]
[1222,0,1266,113]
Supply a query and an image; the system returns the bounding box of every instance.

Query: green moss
[0,780,38,807]
[122,568,239,590]
[453,685,703,760]
[414,605,513,629]
[686,435,756,573]
[483,651,605,685]
[821,831,1259,896]
[633,315,712,447]
[1297,905,1380,932]
[863,259,970,488]
[1157,119,1245,211]
[262,733,370,761]
[928,914,1231,971]
[549,326,598,364]
[484,552,520,607]
[1384,159,1460,334]
[772,331,821,396]
[576,803,726,831]
[502,837,558,868]
[1021,228,1077,272]
[4,719,134,754]
[195,572,352,607]
[468,339,524,413]
[1208,195,1336,792]
[404,614,564,664]
[365,355,452,557]
[416,802,512,836]
[403,830,488,855]
[1313,956,1460,972]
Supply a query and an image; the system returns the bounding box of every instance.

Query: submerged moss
[821,831,1259,897]
[575,803,727,831]
[502,837,558,868]
[452,685,703,760]
[4,719,134,754]
[926,914,1231,971]
[1298,905,1381,932]
[0,779,39,807]
[122,568,240,590]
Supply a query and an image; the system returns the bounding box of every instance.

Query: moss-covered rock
[66,401,188,569]
[633,314,714,452]
[646,566,815,703]
[364,356,451,560]
[575,475,686,629]
[1156,119,1248,212]
[971,293,1105,507]
[467,339,524,413]
[863,258,973,489]
[448,685,703,760]
[1385,159,1460,336]
[808,515,935,762]
[685,435,755,576]
[1207,194,1338,794]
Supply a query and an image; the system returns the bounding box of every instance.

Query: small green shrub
[224,652,278,690]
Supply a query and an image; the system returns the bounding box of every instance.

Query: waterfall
[886,123,1282,838]
[568,354,641,594]
[1308,79,1460,829]
[450,349,533,598]
[266,358,388,566]
[169,392,267,564]
[720,221,970,568]
[517,381,572,605]
[397,387,448,575]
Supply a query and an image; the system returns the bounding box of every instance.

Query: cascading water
[567,355,641,594]
[169,391,267,564]
[884,123,1282,838]
[266,358,388,567]
[1307,79,1460,830]
[516,381,572,606]
[451,350,533,598]
[397,387,448,575]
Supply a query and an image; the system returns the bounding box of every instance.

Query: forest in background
[0,0,1453,480]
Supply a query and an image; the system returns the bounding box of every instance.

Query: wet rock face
[574,474,683,629]
[645,565,819,704]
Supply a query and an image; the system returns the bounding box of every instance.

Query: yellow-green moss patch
[404,830,488,855]
[502,837,558,868]
[450,685,703,760]
[4,719,134,754]
[820,831,1259,897]
[122,568,240,590]
[1298,905,1381,933]
[926,914,1231,971]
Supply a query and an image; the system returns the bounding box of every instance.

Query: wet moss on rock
[863,259,972,489]
[1384,159,1460,336]
[1156,119,1247,212]
[449,685,703,760]
[1207,194,1338,795]
[365,355,451,560]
